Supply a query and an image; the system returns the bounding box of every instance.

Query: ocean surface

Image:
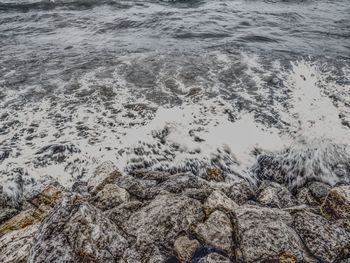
[0,0,349,203]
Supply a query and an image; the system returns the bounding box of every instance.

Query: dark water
[0,0,349,202]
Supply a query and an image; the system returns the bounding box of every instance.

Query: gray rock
[293,210,350,262]
[29,194,128,263]
[194,210,234,253]
[116,175,157,200]
[226,181,255,205]
[0,207,18,224]
[257,181,296,208]
[235,205,307,262]
[105,200,144,230]
[198,253,231,263]
[88,161,121,194]
[307,181,331,203]
[91,183,130,210]
[0,224,39,263]
[125,193,204,254]
[204,190,238,216]
[296,187,319,206]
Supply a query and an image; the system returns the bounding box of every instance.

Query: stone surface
[197,253,230,263]
[0,207,18,225]
[321,185,350,219]
[29,194,128,263]
[92,183,129,210]
[293,210,350,262]
[307,181,331,203]
[296,187,319,206]
[88,161,121,194]
[226,181,255,205]
[194,210,234,253]
[116,175,157,199]
[206,168,225,182]
[174,236,200,263]
[257,182,296,208]
[126,193,204,254]
[0,224,39,263]
[0,205,49,236]
[235,205,306,262]
[26,184,63,208]
[204,190,238,216]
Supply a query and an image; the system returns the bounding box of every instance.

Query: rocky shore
[1,162,350,263]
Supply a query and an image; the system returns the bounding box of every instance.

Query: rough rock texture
[125,193,204,254]
[235,205,307,262]
[194,210,234,253]
[308,181,331,203]
[29,195,128,263]
[257,181,296,208]
[88,161,121,194]
[321,185,350,219]
[26,184,63,208]
[296,187,319,206]
[226,181,255,205]
[91,183,130,210]
[174,236,200,263]
[293,210,350,262]
[204,190,238,216]
[0,224,39,263]
[197,253,231,263]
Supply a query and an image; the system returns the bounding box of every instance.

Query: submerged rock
[293,210,350,262]
[29,195,128,263]
[321,185,350,220]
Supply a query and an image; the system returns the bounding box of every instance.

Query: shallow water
[0,0,349,202]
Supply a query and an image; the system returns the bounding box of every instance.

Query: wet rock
[71,180,90,198]
[296,187,319,206]
[257,182,296,208]
[204,190,238,216]
[321,185,350,219]
[206,168,225,182]
[194,210,234,253]
[0,224,39,263]
[174,236,200,263]
[105,201,144,230]
[88,161,121,194]
[26,184,63,208]
[91,183,129,210]
[198,253,230,263]
[235,205,307,262]
[125,193,204,254]
[307,181,331,203]
[0,205,49,236]
[116,175,157,200]
[0,207,18,225]
[226,181,255,205]
[29,195,128,263]
[293,210,350,262]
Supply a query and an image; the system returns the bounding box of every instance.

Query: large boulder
[194,210,234,253]
[293,210,350,262]
[234,205,307,262]
[321,185,350,220]
[29,195,128,263]
[0,224,39,263]
[125,193,204,255]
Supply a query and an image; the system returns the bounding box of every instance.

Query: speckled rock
[91,183,129,210]
[296,187,319,206]
[292,210,350,262]
[194,210,234,253]
[174,236,200,263]
[226,181,255,205]
[307,181,331,203]
[125,193,204,254]
[116,175,157,199]
[204,190,238,216]
[198,253,231,263]
[0,207,18,225]
[26,184,64,208]
[0,224,39,263]
[206,168,225,182]
[321,185,350,219]
[88,161,121,194]
[29,194,128,263]
[235,205,307,262]
[257,181,296,208]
